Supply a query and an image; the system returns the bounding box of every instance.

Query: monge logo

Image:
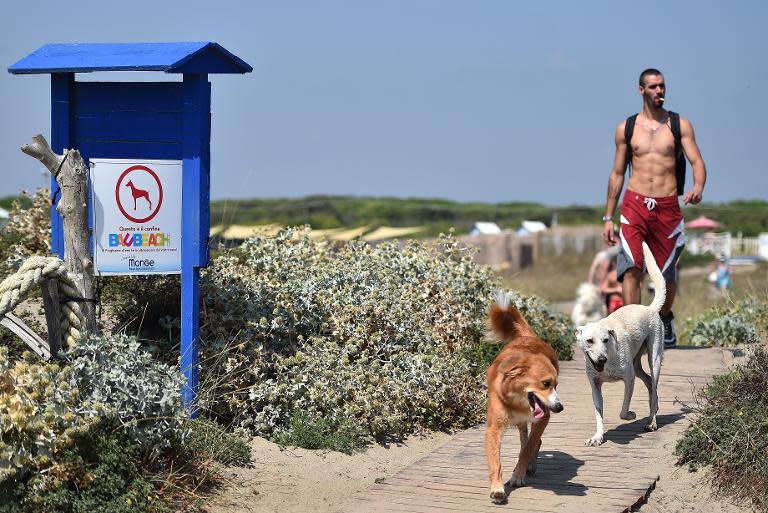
[128,257,156,271]
[115,165,164,223]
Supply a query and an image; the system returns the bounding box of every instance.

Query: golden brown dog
[485,293,563,504]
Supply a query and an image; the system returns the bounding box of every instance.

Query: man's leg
[660,281,678,347]
[661,282,676,316]
[622,267,642,305]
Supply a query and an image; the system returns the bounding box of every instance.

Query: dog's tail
[642,241,667,313]
[488,292,537,341]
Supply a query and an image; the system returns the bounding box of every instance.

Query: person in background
[587,230,621,286]
[600,260,624,314]
[713,254,732,295]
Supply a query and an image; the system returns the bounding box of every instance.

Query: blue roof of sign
[8,42,252,74]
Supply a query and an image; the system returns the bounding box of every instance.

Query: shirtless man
[602,68,707,347]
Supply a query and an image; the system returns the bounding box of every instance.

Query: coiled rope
[0,256,84,348]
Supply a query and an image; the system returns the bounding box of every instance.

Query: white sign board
[91,158,182,275]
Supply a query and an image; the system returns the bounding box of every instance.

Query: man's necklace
[642,115,668,133]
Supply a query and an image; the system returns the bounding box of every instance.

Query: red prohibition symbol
[115,165,164,223]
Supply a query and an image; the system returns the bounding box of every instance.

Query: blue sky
[1,1,766,206]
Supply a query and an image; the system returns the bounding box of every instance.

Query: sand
[203,425,745,513]
[203,432,453,513]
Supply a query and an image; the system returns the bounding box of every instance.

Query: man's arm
[604,122,628,245]
[680,117,707,205]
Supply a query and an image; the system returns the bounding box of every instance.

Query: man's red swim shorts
[616,190,685,284]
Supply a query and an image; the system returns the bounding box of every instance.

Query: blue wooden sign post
[9,43,252,416]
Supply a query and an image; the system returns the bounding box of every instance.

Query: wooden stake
[40,278,62,358]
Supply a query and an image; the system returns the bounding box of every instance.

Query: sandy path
[204,426,744,513]
[204,432,453,513]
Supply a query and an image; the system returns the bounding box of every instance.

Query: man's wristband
[601,215,613,222]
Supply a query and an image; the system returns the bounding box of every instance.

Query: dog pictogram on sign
[115,165,164,223]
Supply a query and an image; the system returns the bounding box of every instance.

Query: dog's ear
[489,302,537,340]
[504,365,528,379]
[575,327,583,338]
[607,329,617,342]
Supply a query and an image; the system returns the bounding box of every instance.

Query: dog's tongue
[533,398,546,419]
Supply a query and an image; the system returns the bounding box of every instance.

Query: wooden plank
[0,313,51,360]
[75,111,183,143]
[75,82,184,113]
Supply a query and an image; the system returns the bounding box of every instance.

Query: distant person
[600,260,624,314]
[587,232,621,286]
[710,254,732,295]
[602,68,708,348]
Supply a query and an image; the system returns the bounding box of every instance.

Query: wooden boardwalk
[343,346,726,513]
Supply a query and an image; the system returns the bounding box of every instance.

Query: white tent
[470,222,502,235]
[517,220,547,235]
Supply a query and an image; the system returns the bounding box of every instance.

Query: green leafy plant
[0,422,170,513]
[274,412,370,454]
[686,297,767,347]
[0,334,188,482]
[0,188,51,276]
[676,345,768,511]
[196,227,573,443]
[65,335,190,454]
[185,417,252,466]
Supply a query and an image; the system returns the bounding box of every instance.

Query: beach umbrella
[685,215,722,230]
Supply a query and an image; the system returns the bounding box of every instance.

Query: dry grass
[499,250,595,303]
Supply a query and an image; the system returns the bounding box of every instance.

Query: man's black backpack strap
[624,111,686,196]
[624,114,638,172]
[668,111,686,195]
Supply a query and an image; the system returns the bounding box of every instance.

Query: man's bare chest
[630,126,676,158]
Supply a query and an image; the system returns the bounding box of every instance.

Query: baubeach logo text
[109,232,170,247]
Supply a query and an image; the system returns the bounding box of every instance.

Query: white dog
[571,282,603,326]
[575,241,665,446]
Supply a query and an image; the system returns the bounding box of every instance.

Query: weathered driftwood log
[21,134,97,336]
[41,278,62,357]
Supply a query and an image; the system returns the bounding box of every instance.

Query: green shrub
[687,297,767,347]
[195,228,573,444]
[66,335,190,454]
[199,228,496,439]
[274,412,370,454]
[675,345,768,511]
[0,422,170,513]
[185,418,252,466]
[0,348,101,482]
[0,334,189,484]
[0,189,51,276]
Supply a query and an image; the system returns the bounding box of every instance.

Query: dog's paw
[620,410,637,421]
[645,420,658,431]
[526,459,538,475]
[490,488,507,504]
[510,471,527,487]
[585,434,604,446]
